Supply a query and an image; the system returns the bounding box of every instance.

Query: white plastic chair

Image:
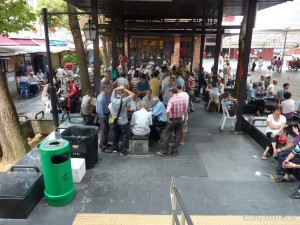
[207,91,220,112]
[219,105,236,130]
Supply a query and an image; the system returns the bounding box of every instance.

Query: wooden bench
[129,134,149,155]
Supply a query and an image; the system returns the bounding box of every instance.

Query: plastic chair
[207,91,220,112]
[19,82,29,99]
[219,105,236,130]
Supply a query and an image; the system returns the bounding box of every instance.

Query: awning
[49,40,67,47]
[9,38,37,46]
[0,36,19,46]
[0,45,72,55]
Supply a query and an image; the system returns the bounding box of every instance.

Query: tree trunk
[99,15,110,69]
[67,3,90,95]
[0,64,30,163]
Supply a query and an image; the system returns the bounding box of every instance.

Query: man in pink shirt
[156,87,187,157]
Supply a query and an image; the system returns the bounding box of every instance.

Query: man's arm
[123,88,135,97]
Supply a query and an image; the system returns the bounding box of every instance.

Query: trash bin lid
[40,139,69,152]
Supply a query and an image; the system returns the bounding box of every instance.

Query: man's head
[165,71,170,77]
[260,75,265,80]
[29,72,34,77]
[105,71,111,81]
[86,89,94,97]
[146,89,152,98]
[153,70,159,78]
[131,66,134,70]
[176,84,182,92]
[38,69,42,73]
[169,86,178,97]
[185,71,191,78]
[132,95,138,101]
[283,83,289,90]
[140,100,147,109]
[169,77,175,85]
[140,74,146,84]
[66,81,72,88]
[176,70,182,77]
[217,78,222,84]
[101,84,111,95]
[152,96,159,106]
[273,79,278,85]
[283,91,291,100]
[252,82,258,89]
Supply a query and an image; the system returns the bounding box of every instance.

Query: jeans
[112,123,129,154]
[283,155,300,180]
[266,132,278,151]
[100,115,110,147]
[187,90,194,111]
[160,118,183,155]
[277,150,292,173]
[150,120,167,139]
[249,99,266,114]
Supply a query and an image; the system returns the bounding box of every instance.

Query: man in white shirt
[36,69,45,81]
[128,66,135,76]
[217,78,224,94]
[28,72,40,96]
[130,101,152,136]
[266,79,278,98]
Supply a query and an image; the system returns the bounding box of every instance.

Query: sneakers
[120,151,128,156]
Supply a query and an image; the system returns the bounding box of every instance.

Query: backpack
[223,66,228,74]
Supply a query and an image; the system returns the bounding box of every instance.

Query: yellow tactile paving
[73,214,300,225]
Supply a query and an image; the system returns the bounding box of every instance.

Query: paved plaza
[2,72,300,224]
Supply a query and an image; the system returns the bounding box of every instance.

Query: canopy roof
[65,0,291,19]
[223,29,300,48]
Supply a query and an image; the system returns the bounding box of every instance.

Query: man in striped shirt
[185,71,196,112]
[156,87,187,157]
[80,89,95,125]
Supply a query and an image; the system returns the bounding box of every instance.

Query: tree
[0,0,36,36]
[0,0,35,162]
[67,3,90,94]
[37,0,91,95]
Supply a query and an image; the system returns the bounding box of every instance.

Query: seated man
[130,101,152,136]
[247,82,270,116]
[127,95,141,112]
[266,79,278,98]
[36,69,46,82]
[150,96,167,140]
[28,72,40,96]
[142,89,152,109]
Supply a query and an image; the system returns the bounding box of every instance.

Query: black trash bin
[61,126,99,169]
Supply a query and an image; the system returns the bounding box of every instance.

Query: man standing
[113,71,129,89]
[150,96,167,140]
[64,60,74,76]
[156,87,187,157]
[175,70,185,91]
[149,70,160,97]
[177,85,189,145]
[96,84,111,152]
[65,80,80,113]
[162,77,175,107]
[111,86,135,155]
[130,101,152,136]
[185,71,196,112]
[136,74,150,99]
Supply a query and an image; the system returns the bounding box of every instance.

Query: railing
[170,177,194,225]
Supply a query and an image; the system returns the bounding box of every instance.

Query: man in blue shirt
[175,70,185,91]
[136,74,150,99]
[150,96,167,140]
[96,84,111,153]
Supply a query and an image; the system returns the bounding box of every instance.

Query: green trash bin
[39,139,75,206]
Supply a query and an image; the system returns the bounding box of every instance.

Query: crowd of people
[88,63,198,156]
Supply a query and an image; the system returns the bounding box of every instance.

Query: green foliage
[36,0,68,29]
[63,53,78,65]
[0,0,36,35]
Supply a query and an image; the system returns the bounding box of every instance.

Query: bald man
[130,100,153,136]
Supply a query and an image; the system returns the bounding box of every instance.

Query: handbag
[277,131,288,145]
[110,99,123,130]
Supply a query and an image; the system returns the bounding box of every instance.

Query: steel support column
[213,0,223,84]
[190,35,195,72]
[235,0,258,132]
[42,8,59,129]
[91,0,100,94]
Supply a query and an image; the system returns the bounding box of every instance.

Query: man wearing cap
[156,87,187,157]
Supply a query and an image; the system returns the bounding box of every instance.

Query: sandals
[276,177,290,182]
[290,191,300,199]
[261,154,267,160]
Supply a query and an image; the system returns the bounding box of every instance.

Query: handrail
[62,111,69,120]
[35,111,45,120]
[170,177,194,225]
